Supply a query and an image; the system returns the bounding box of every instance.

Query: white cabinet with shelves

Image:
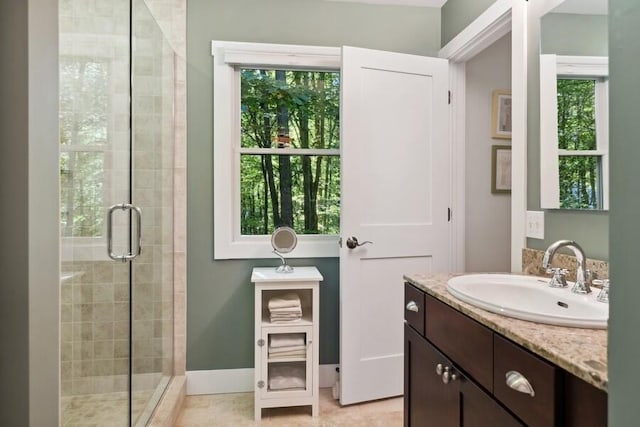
[251,267,323,420]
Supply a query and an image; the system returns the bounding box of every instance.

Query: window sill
[214,235,339,260]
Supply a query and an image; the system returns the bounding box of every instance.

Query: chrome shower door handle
[107,203,143,262]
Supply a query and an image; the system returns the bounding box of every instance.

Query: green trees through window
[240,69,340,235]
[60,57,109,237]
[557,79,601,209]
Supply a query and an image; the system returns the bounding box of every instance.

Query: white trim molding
[540,54,609,210]
[510,0,528,272]
[186,365,339,395]
[439,0,512,63]
[211,41,341,260]
[439,0,527,272]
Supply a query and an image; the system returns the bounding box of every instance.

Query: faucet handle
[547,267,568,288]
[594,279,610,303]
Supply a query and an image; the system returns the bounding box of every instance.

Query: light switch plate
[526,211,545,239]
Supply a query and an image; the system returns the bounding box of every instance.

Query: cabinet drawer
[425,295,493,392]
[404,283,425,335]
[494,335,560,427]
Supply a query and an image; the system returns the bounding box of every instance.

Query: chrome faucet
[542,240,591,294]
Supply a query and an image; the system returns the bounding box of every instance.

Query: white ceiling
[553,0,608,15]
[324,0,447,7]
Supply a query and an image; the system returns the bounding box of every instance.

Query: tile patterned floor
[175,388,403,427]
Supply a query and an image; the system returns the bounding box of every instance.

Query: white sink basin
[446,274,608,329]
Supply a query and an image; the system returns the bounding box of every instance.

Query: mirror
[271,226,297,273]
[539,0,609,210]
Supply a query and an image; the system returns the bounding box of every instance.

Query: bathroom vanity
[404,273,607,427]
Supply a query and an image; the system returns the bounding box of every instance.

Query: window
[213,42,342,259]
[539,55,609,210]
[556,78,607,209]
[59,56,109,237]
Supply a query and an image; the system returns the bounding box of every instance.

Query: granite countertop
[404,272,608,391]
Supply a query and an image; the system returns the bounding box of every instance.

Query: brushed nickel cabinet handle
[505,370,535,397]
[406,301,419,312]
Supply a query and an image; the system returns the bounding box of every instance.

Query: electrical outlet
[526,211,545,239]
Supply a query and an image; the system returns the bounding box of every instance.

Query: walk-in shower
[59,0,176,424]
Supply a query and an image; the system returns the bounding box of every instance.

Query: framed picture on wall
[491,89,512,139]
[491,145,512,194]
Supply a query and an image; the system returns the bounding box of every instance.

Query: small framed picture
[492,145,512,194]
[491,89,512,139]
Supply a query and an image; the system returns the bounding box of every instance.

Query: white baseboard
[186,364,339,395]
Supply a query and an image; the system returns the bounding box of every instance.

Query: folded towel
[269,307,303,314]
[269,365,306,390]
[268,344,307,354]
[270,318,302,324]
[270,313,302,319]
[269,349,307,359]
[269,334,305,348]
[270,320,302,325]
[268,293,301,310]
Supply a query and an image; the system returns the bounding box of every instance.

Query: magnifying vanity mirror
[271,226,297,273]
[539,0,609,210]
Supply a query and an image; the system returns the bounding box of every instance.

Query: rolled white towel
[268,293,301,310]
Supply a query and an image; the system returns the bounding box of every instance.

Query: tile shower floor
[60,392,148,426]
[175,388,403,427]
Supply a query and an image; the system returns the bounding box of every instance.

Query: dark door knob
[345,236,373,249]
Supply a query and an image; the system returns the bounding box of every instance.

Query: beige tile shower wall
[60,261,130,396]
[143,0,187,377]
[132,1,176,384]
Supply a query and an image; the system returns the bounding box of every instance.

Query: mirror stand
[273,249,294,273]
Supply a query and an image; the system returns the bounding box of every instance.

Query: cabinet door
[460,376,524,427]
[405,324,459,427]
[260,326,313,399]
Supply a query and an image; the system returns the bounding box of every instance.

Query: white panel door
[339,46,450,405]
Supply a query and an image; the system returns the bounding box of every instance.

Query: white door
[339,46,451,405]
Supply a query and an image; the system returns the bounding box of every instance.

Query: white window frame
[212,41,341,260]
[540,54,609,210]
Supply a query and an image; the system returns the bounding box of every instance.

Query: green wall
[526,4,609,261]
[609,1,640,424]
[541,13,608,56]
[186,0,441,371]
[441,0,495,46]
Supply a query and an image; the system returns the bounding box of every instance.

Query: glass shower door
[59,0,134,424]
[59,1,174,425]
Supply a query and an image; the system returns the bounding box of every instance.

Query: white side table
[251,266,323,420]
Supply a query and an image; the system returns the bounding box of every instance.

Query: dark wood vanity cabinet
[404,282,607,427]
[405,324,521,427]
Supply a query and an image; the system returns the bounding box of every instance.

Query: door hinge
[448,90,451,105]
[448,208,452,222]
